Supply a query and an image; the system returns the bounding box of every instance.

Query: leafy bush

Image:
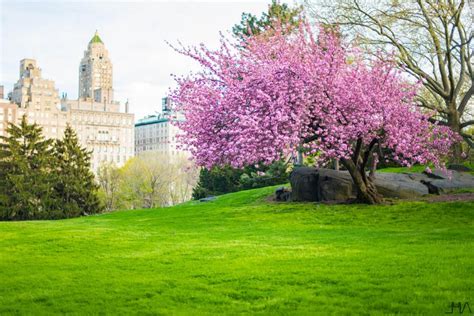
[192,160,288,200]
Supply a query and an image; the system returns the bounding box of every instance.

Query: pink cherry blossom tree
[170,22,457,204]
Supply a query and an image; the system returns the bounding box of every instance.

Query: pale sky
[0,0,283,121]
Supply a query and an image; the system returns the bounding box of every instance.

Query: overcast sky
[0,0,282,120]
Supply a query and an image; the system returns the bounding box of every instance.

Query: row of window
[31,92,54,98]
[135,136,176,144]
[136,131,171,138]
[27,111,67,120]
[29,83,53,89]
[136,138,168,144]
[92,145,133,154]
[138,123,172,129]
[92,154,130,167]
[72,114,132,126]
[0,109,13,116]
[136,147,179,155]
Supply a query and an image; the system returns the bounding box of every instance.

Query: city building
[135,97,185,156]
[0,87,17,139]
[0,31,134,172]
[78,31,114,104]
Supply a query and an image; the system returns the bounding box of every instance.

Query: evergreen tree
[53,124,102,217]
[232,0,302,39]
[0,115,55,220]
[192,165,243,199]
[192,162,289,200]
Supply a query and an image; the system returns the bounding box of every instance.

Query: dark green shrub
[192,160,289,200]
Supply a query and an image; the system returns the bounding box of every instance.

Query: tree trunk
[341,158,383,204]
[297,150,304,166]
[448,104,463,162]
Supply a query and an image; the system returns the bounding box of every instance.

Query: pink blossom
[170,21,457,171]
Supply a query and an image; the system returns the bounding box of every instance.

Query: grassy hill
[0,186,473,315]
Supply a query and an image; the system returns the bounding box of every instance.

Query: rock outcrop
[287,167,474,202]
[421,169,474,194]
[275,187,291,201]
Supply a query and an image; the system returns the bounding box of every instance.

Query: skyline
[0,0,275,120]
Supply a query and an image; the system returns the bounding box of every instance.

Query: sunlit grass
[378,165,428,173]
[378,163,474,175]
[0,185,473,314]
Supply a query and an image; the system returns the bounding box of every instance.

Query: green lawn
[378,162,474,175]
[378,165,429,173]
[0,186,473,315]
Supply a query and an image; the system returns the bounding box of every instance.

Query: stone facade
[135,97,185,156]
[79,31,114,104]
[62,98,134,170]
[0,98,18,139]
[0,32,134,172]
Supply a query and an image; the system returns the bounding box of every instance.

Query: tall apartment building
[0,31,134,172]
[0,87,17,139]
[135,97,185,156]
[79,31,114,104]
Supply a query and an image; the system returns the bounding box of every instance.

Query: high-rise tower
[1,32,135,173]
[78,31,113,104]
[12,59,60,110]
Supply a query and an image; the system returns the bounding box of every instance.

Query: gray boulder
[199,196,216,202]
[275,187,291,201]
[317,169,356,201]
[289,167,320,202]
[374,172,429,198]
[292,167,474,202]
[290,168,358,202]
[422,169,474,194]
[290,167,474,202]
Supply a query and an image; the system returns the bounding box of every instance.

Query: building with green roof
[89,30,103,44]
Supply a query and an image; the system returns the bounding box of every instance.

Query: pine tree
[232,0,302,39]
[53,124,103,217]
[0,115,55,220]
